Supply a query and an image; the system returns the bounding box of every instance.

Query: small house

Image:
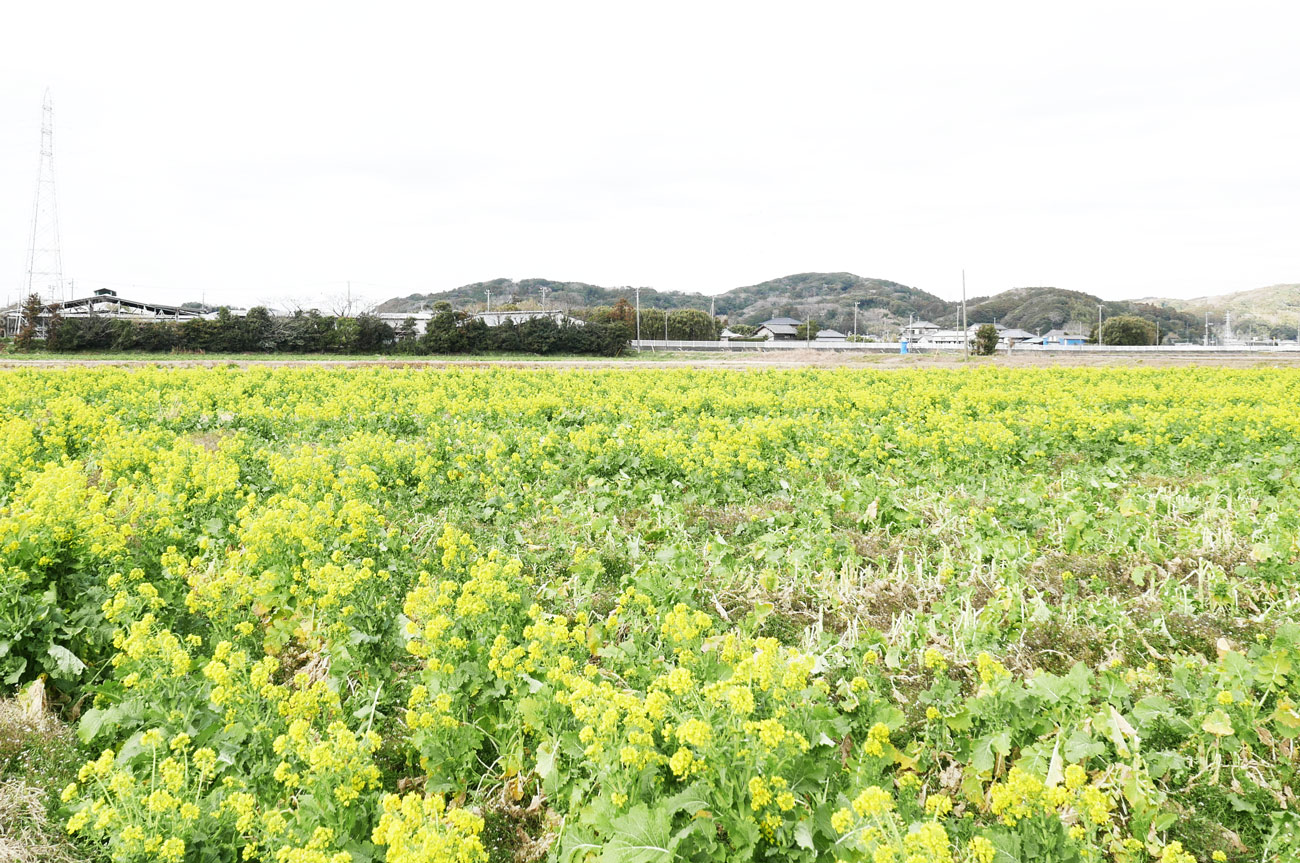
[901,320,941,340]
[1039,328,1087,346]
[756,323,799,341]
[999,328,1036,344]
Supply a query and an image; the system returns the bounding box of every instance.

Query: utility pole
[1204,304,1210,346]
[854,301,859,337]
[805,313,810,346]
[486,288,491,313]
[664,309,669,342]
[634,286,641,348]
[961,270,968,360]
[539,286,549,311]
[1098,304,1103,346]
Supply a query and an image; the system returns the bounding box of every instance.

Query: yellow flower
[160,837,185,863]
[675,718,712,748]
[922,648,947,672]
[669,747,699,778]
[862,722,891,757]
[66,809,91,834]
[925,793,953,817]
[851,786,894,818]
[749,776,772,810]
[968,836,996,863]
[1158,841,1196,863]
[192,747,218,778]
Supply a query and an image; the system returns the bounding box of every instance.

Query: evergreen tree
[14,294,44,351]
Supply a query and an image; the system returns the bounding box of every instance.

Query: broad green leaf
[662,783,711,818]
[598,803,675,863]
[1201,709,1234,737]
[1254,651,1292,688]
[536,739,558,781]
[47,644,86,677]
[794,819,814,850]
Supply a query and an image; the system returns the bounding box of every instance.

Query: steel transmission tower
[24,91,65,303]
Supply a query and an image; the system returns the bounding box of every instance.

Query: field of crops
[1,366,1298,863]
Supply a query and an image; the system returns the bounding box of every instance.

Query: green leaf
[944,708,973,732]
[1227,793,1257,813]
[536,739,558,781]
[1254,651,1292,688]
[3,658,27,686]
[1130,695,1175,730]
[76,707,109,743]
[1271,701,1300,738]
[598,803,675,863]
[47,644,86,677]
[875,705,907,731]
[972,731,1011,773]
[794,818,814,850]
[1063,727,1105,762]
[662,783,711,818]
[1202,709,1234,737]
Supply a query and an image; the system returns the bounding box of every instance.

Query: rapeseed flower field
[1,366,1298,862]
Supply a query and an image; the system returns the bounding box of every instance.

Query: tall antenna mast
[24,91,65,303]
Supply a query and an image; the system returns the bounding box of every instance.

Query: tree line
[18,298,633,356]
[581,300,721,340]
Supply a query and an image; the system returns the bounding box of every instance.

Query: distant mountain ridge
[378,275,1300,341]
[376,279,710,315]
[1137,284,1300,337]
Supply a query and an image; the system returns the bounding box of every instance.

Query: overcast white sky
[2,1,1298,309]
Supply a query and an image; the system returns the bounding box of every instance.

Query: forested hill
[377,272,956,335]
[378,275,1299,340]
[945,286,1209,338]
[1139,284,1300,340]
[712,273,953,331]
[375,279,710,315]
